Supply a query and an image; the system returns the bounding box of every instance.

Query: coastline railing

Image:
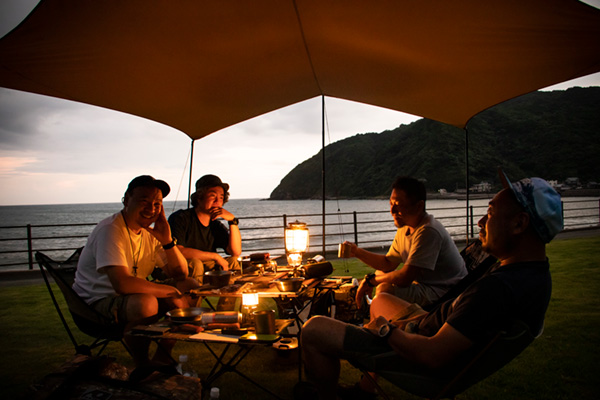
[1,198,598,271]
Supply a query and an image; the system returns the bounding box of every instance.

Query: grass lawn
[1,235,598,399]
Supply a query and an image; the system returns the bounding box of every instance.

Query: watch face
[379,324,390,338]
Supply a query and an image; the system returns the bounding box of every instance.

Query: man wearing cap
[73,175,198,367]
[168,174,242,282]
[299,170,562,399]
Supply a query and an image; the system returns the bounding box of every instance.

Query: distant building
[564,177,581,189]
[470,181,492,193]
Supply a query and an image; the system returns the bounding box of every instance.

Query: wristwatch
[364,273,377,287]
[228,217,239,226]
[163,238,177,250]
[378,322,397,339]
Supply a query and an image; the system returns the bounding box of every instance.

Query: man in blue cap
[299,169,563,399]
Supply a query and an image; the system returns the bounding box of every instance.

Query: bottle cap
[179,354,189,363]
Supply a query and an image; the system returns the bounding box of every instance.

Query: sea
[1,197,598,271]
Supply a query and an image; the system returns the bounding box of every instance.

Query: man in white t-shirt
[344,176,467,308]
[73,175,198,367]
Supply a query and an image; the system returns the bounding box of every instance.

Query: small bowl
[273,277,305,292]
[204,269,233,288]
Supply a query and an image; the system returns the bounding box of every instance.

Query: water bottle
[209,387,220,399]
[177,354,198,378]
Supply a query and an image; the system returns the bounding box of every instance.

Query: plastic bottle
[209,387,220,399]
[177,354,198,378]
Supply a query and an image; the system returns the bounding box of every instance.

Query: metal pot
[273,277,305,292]
[204,269,233,288]
[166,307,211,323]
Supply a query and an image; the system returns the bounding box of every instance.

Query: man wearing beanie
[299,169,563,399]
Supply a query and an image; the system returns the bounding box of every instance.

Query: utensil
[273,277,305,292]
[166,307,211,323]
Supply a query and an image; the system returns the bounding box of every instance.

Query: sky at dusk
[1,0,599,206]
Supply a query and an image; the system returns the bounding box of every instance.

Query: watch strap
[163,238,177,250]
[365,273,376,287]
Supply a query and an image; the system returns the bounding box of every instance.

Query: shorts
[392,282,443,308]
[341,324,421,373]
[90,295,131,326]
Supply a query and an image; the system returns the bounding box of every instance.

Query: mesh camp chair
[425,239,499,312]
[353,320,536,400]
[36,250,130,356]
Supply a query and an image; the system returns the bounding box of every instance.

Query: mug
[253,310,276,334]
[338,242,351,258]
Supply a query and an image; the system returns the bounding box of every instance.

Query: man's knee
[302,316,330,344]
[126,293,159,320]
[376,282,394,295]
[188,258,205,281]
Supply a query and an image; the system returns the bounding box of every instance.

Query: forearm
[179,246,221,262]
[227,225,242,257]
[383,321,473,370]
[354,247,397,272]
[373,265,417,288]
[163,246,189,280]
[113,275,180,298]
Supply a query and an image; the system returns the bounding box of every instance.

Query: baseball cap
[125,175,170,198]
[499,168,563,243]
[195,174,229,193]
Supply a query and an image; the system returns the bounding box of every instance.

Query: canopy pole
[187,139,195,209]
[321,95,326,255]
[464,126,470,244]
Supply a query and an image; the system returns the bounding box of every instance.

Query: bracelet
[365,273,376,287]
[163,238,177,250]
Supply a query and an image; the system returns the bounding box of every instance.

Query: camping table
[130,319,294,400]
[188,270,349,381]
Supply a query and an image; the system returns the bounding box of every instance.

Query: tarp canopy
[1,0,599,138]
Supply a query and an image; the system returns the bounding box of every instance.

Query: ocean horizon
[1,197,598,271]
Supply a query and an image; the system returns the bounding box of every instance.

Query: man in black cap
[168,174,242,283]
[73,175,198,367]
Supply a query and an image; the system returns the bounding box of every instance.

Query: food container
[204,269,233,288]
[166,307,211,324]
[273,277,305,292]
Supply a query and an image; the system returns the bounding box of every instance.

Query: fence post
[27,224,33,270]
[562,201,565,228]
[353,211,358,245]
[469,205,474,238]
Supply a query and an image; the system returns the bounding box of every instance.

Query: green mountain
[269,87,600,199]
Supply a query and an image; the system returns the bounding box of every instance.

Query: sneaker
[337,382,378,400]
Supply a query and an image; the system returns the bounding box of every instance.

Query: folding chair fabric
[352,320,535,399]
[36,250,128,356]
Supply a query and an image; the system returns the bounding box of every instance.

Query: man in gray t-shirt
[346,176,466,307]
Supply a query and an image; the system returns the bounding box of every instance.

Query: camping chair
[36,250,130,357]
[425,239,499,312]
[352,320,536,400]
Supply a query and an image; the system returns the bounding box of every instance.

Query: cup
[253,310,276,334]
[338,242,351,258]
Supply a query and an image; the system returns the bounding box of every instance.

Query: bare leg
[301,316,348,399]
[359,293,415,392]
[123,293,161,366]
